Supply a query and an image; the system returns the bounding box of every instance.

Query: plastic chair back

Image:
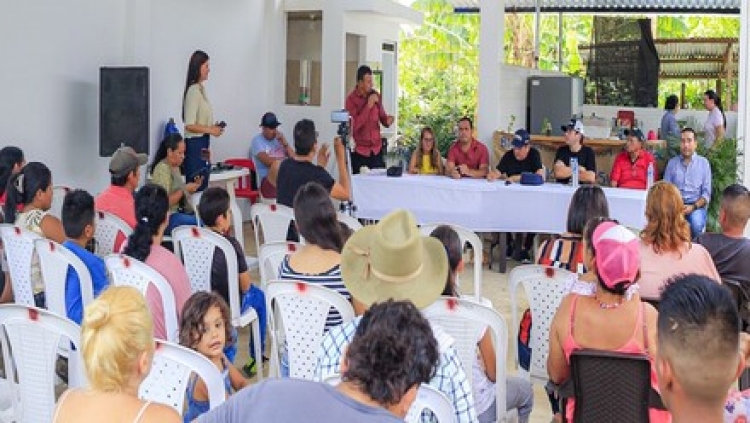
[94,211,133,256]
[424,297,516,422]
[49,185,71,219]
[420,223,483,300]
[0,304,85,423]
[104,254,179,342]
[405,384,458,423]
[140,340,226,414]
[266,280,354,379]
[509,264,574,384]
[34,239,94,317]
[0,225,42,306]
[250,203,295,252]
[258,241,300,291]
[224,158,259,203]
[337,213,363,232]
[171,226,263,378]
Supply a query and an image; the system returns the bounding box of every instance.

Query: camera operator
[345,65,394,174]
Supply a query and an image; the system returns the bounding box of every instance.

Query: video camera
[331,109,350,143]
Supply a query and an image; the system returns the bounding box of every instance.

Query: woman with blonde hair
[53,286,180,423]
[639,181,720,300]
[408,127,444,175]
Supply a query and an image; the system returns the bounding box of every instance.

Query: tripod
[337,120,357,217]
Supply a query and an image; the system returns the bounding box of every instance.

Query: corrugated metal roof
[451,0,740,13]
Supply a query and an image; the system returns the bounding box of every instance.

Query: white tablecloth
[352,174,647,233]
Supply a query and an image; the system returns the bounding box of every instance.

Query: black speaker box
[100,67,149,156]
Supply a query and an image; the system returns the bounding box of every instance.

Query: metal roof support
[477,0,505,155]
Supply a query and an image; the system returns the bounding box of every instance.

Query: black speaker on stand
[100,67,150,156]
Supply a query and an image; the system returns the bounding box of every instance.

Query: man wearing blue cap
[554,119,596,184]
[488,129,544,263]
[250,112,294,199]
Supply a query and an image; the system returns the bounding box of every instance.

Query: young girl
[408,127,444,175]
[179,291,247,422]
[430,225,533,423]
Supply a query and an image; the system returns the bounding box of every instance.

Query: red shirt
[447,139,489,170]
[95,185,136,251]
[610,150,658,190]
[345,88,389,156]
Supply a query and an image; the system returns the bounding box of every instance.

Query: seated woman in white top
[53,285,180,423]
[639,181,721,300]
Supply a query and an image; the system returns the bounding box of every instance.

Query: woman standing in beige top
[182,50,224,191]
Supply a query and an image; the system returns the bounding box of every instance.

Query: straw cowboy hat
[341,209,448,309]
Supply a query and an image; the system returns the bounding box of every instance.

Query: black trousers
[350,141,386,174]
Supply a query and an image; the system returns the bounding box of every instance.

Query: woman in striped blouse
[278,182,365,329]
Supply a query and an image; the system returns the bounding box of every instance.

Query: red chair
[224,158,259,204]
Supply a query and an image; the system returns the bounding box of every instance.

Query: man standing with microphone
[345,65,394,173]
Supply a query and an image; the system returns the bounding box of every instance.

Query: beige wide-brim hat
[341,209,448,309]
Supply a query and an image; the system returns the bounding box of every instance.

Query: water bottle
[647,162,654,189]
[571,157,579,188]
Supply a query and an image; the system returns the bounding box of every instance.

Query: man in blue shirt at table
[62,190,110,324]
[663,127,712,239]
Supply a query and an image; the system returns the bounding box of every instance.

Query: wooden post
[680,83,686,109]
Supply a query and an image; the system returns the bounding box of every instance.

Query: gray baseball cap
[109,146,148,177]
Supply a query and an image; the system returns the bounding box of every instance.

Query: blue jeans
[167,212,198,234]
[223,285,267,363]
[184,135,210,192]
[686,206,707,239]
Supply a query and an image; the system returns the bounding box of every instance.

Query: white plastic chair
[171,226,263,379]
[424,297,518,423]
[190,191,203,227]
[508,264,575,385]
[258,241,301,291]
[34,239,94,317]
[336,212,363,232]
[139,339,226,414]
[0,224,42,306]
[420,223,483,300]
[249,203,295,253]
[104,254,179,342]
[0,304,85,423]
[94,210,133,256]
[265,280,355,379]
[49,185,72,219]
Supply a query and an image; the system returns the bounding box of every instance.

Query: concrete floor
[237,223,553,423]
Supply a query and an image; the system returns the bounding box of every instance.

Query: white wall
[1,0,276,194]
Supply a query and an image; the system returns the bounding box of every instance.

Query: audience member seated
[5,161,65,307]
[196,300,439,423]
[548,219,670,423]
[663,128,712,239]
[62,189,109,324]
[0,146,25,207]
[431,225,534,423]
[197,187,266,374]
[122,184,191,340]
[697,184,750,309]
[52,285,181,423]
[446,116,489,179]
[95,145,147,231]
[488,129,545,263]
[610,127,658,190]
[656,274,744,423]
[553,120,596,184]
[408,127,444,175]
[179,291,248,422]
[638,181,720,301]
[316,209,478,422]
[149,133,200,233]
[278,182,362,330]
[250,112,292,199]
[270,118,350,208]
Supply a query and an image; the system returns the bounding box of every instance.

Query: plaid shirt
[315,317,478,423]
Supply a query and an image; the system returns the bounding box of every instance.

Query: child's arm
[228,363,249,391]
[239,270,252,293]
[478,328,497,382]
[192,376,210,402]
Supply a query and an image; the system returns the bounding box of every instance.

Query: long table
[352,173,647,271]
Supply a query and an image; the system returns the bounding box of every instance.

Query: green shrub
[697,138,743,232]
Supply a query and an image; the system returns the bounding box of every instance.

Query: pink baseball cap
[593,221,640,290]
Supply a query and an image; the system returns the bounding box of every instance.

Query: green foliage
[698,138,743,232]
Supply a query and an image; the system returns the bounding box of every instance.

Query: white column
[322,0,346,117]
[477,0,505,159]
[739,2,750,236]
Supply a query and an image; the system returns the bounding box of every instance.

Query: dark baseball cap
[260,112,281,128]
[624,127,645,142]
[511,129,531,148]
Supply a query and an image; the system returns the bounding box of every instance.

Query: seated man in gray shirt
[696,184,750,314]
[196,300,439,423]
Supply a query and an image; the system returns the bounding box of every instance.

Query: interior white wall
[1,0,275,195]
